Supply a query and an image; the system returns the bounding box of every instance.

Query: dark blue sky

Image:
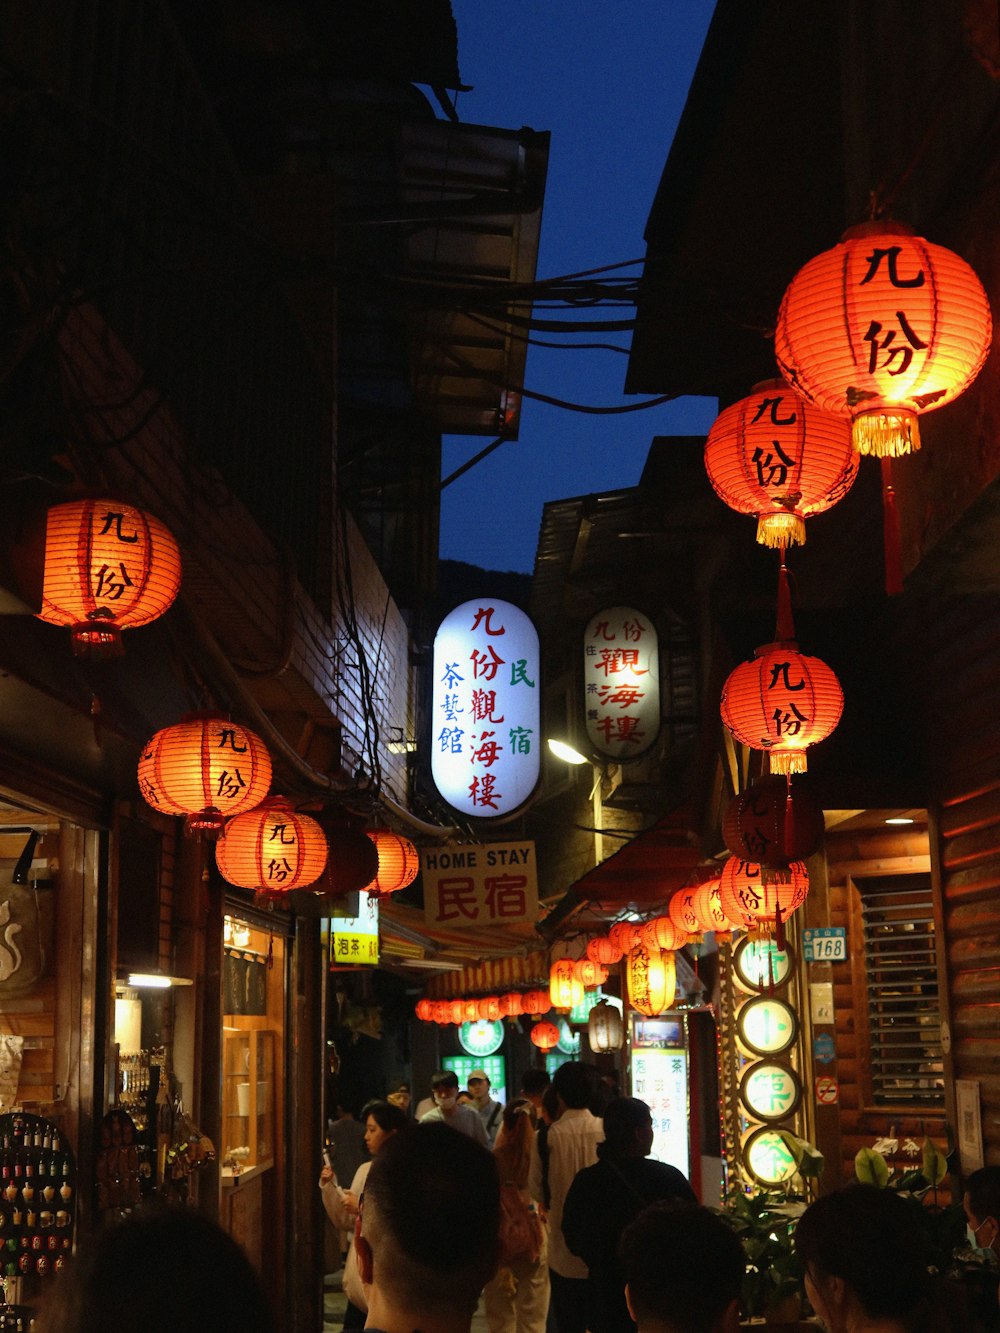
[439,2,719,574]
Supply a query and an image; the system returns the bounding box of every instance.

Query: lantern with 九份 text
[586,936,623,966]
[718,856,809,946]
[39,498,182,659]
[499,992,524,1019]
[573,958,608,989]
[138,714,272,835]
[550,959,583,1013]
[775,221,992,458]
[641,916,685,953]
[626,946,675,1017]
[521,990,550,1016]
[216,797,328,895]
[720,642,843,775]
[668,887,702,940]
[588,1000,624,1053]
[691,877,736,941]
[477,996,501,1023]
[609,921,645,955]
[363,831,419,897]
[723,776,824,868]
[705,380,856,548]
[530,1021,560,1052]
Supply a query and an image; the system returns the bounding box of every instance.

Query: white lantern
[588,999,623,1053]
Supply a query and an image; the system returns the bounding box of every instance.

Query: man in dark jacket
[562,1097,696,1333]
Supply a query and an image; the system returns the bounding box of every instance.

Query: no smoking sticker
[815,1074,838,1105]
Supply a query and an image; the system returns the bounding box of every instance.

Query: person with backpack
[468,1069,504,1146]
[483,1098,548,1333]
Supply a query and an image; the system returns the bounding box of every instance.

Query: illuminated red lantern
[718,856,809,938]
[530,1021,560,1052]
[364,831,419,897]
[415,999,434,1022]
[432,1001,452,1025]
[216,797,328,894]
[641,917,684,952]
[720,642,843,774]
[39,498,181,659]
[723,777,824,867]
[668,887,702,939]
[626,947,675,1017]
[586,936,624,966]
[573,958,608,989]
[705,381,856,548]
[477,996,501,1022]
[462,999,479,1023]
[609,921,645,954]
[550,960,583,1012]
[521,990,550,1016]
[499,992,524,1019]
[776,221,992,457]
[138,714,272,835]
[691,877,736,940]
[449,1000,466,1025]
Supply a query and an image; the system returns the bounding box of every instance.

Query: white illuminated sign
[431,600,540,817]
[631,1043,689,1178]
[584,607,660,760]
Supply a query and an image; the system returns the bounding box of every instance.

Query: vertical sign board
[584,607,660,760]
[630,1015,689,1178]
[431,600,540,818]
[329,893,380,966]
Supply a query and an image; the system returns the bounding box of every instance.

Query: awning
[564,801,705,912]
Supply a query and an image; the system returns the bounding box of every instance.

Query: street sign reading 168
[802,927,847,962]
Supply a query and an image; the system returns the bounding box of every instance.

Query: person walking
[419,1070,489,1145]
[562,1097,696,1333]
[468,1069,504,1146]
[320,1099,408,1330]
[483,1099,549,1333]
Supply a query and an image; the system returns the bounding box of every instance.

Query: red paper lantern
[609,921,645,954]
[641,916,684,953]
[691,877,736,938]
[723,777,824,867]
[319,823,380,896]
[573,958,609,989]
[499,992,524,1019]
[776,221,992,457]
[720,641,843,774]
[668,887,702,939]
[39,498,181,659]
[449,1000,466,1025]
[550,960,584,1012]
[138,714,272,834]
[216,797,328,894]
[521,990,550,1016]
[705,380,856,547]
[626,947,675,1017]
[462,999,479,1023]
[415,999,434,1022]
[530,1021,560,1052]
[432,1001,452,1025]
[364,831,419,896]
[586,936,624,966]
[718,856,809,935]
[477,996,501,1022]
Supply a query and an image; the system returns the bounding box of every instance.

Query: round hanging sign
[743,1126,799,1187]
[556,1017,580,1057]
[736,996,799,1058]
[458,1019,504,1058]
[739,1060,803,1124]
[732,937,795,993]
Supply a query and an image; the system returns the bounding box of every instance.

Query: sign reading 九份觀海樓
[422,841,538,929]
[431,600,540,817]
[584,607,660,760]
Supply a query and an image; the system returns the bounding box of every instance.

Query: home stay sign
[431,600,540,818]
[584,607,660,760]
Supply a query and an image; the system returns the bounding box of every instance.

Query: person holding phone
[320,1100,409,1330]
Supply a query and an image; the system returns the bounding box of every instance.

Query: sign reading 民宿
[431,600,540,817]
[584,607,660,760]
[422,841,538,930]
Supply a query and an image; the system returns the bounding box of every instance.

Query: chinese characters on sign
[739,1061,802,1123]
[421,841,538,930]
[744,1127,798,1186]
[330,893,380,967]
[584,607,660,760]
[630,1035,689,1178]
[431,601,540,817]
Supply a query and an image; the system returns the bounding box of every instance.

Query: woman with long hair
[484,1097,549,1333]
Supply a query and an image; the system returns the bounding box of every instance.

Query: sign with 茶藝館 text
[422,841,538,930]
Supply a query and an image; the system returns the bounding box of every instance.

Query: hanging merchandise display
[626,946,675,1017]
[704,380,856,547]
[363,831,419,897]
[38,497,181,659]
[215,798,328,895]
[137,715,272,835]
[775,220,992,458]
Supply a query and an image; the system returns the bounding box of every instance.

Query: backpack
[498,1183,542,1266]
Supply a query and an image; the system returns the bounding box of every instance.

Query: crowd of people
[28,1067,1000,1331]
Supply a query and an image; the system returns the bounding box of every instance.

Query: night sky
[439,2,720,574]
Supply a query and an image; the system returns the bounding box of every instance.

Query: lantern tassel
[784,772,797,859]
[757,510,806,549]
[880,458,904,597]
[852,408,920,458]
[775,549,796,642]
[775,902,786,952]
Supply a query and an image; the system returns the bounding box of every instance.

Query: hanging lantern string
[775,547,796,642]
[784,771,797,861]
[881,458,904,597]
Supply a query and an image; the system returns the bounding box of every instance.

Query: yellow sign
[331,932,379,966]
[330,894,379,967]
[739,1061,802,1123]
[744,1127,798,1186]
[736,996,798,1057]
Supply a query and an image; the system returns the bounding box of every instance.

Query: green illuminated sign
[736,997,798,1057]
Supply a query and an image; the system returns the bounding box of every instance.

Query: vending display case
[222,1029,275,1177]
